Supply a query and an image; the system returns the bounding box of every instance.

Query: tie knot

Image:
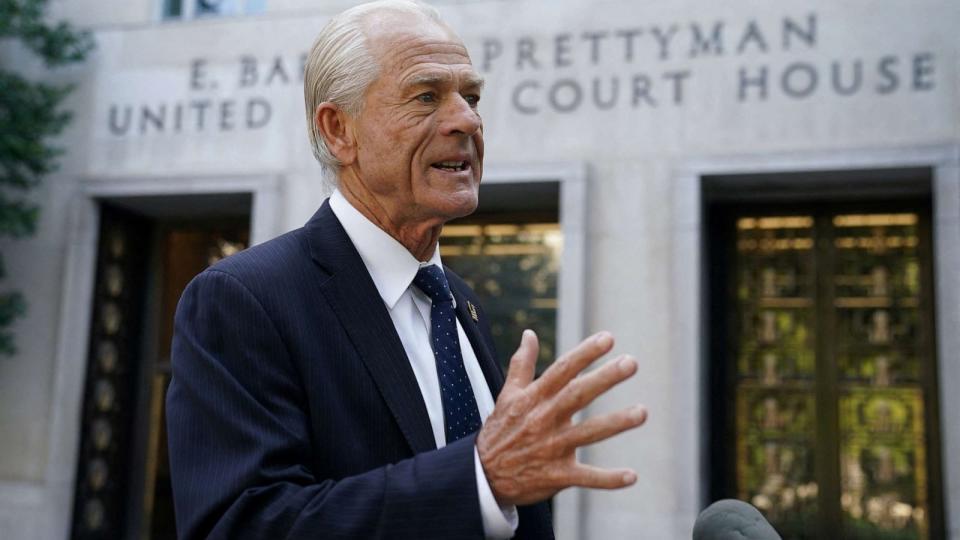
[412,264,453,304]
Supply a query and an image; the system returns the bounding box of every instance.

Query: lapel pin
[467,301,479,322]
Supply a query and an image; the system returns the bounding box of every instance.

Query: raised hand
[476,330,648,506]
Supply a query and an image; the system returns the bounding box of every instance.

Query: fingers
[555,404,648,450]
[568,463,638,490]
[504,329,539,389]
[534,331,614,397]
[552,355,637,418]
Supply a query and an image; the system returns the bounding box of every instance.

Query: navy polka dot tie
[412,264,482,443]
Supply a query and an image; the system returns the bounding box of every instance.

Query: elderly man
[166,1,647,538]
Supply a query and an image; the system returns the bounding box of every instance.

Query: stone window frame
[160,0,267,21]
[671,144,960,539]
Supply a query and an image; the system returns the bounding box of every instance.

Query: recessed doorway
[705,174,945,540]
[70,193,251,540]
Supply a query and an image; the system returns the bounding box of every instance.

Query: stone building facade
[0,0,957,538]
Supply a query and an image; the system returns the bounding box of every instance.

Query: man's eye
[416,93,436,103]
[464,94,481,107]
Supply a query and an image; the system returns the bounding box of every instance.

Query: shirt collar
[329,189,444,309]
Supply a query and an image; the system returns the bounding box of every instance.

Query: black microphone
[692,499,782,540]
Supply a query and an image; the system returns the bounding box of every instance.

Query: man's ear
[314,102,357,166]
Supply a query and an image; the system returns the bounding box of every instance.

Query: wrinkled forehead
[361,10,475,73]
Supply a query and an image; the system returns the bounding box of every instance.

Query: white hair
[304,0,443,183]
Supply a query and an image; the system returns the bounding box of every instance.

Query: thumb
[504,329,539,388]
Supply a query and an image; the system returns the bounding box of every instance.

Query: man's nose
[439,95,481,137]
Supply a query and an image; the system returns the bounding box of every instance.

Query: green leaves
[0,73,73,189]
[0,194,38,237]
[0,292,26,355]
[0,0,94,66]
[1,0,94,356]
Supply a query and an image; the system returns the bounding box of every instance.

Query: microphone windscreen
[692,499,782,540]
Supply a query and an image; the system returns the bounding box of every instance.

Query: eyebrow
[404,73,485,91]
[463,75,485,91]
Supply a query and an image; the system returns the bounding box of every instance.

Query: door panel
[713,202,943,540]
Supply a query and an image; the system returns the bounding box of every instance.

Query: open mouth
[431,161,469,172]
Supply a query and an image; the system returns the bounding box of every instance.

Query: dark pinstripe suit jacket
[166,199,554,539]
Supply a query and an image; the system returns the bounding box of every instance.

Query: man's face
[343,14,484,227]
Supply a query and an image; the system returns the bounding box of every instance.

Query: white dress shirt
[329,190,518,539]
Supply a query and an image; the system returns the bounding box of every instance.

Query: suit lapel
[307,201,437,455]
[449,278,505,399]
